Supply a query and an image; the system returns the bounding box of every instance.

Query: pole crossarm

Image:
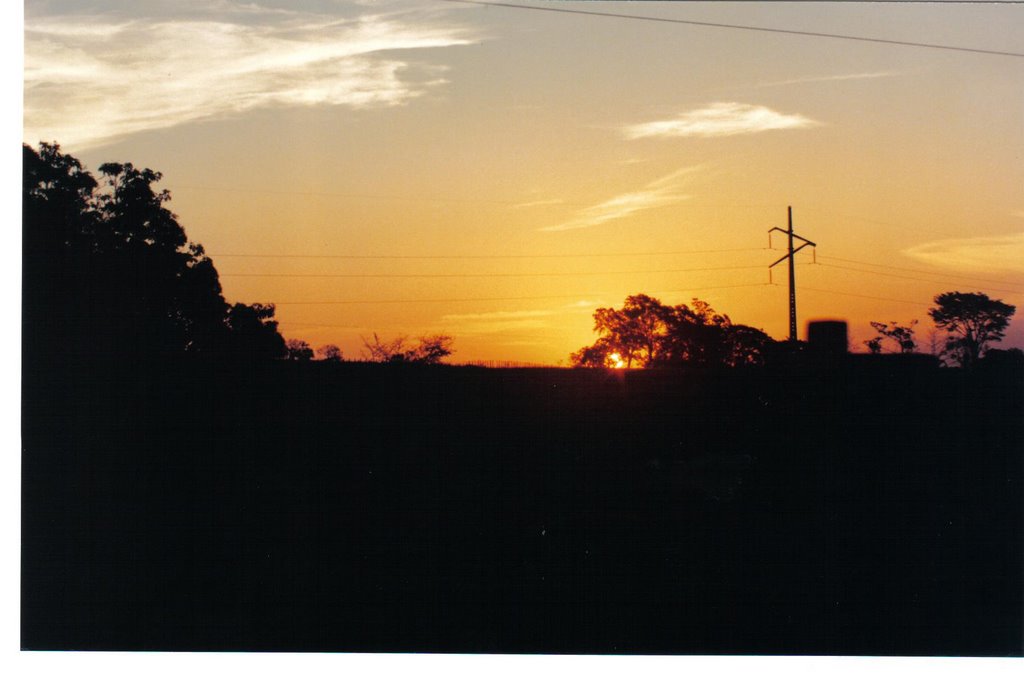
[769,227,816,247]
[769,241,816,268]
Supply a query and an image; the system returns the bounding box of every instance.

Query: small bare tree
[864,320,918,354]
[361,333,410,362]
[410,334,455,364]
[360,333,454,364]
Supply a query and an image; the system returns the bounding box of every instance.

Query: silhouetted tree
[286,339,314,361]
[317,344,344,361]
[661,298,769,367]
[361,333,454,364]
[23,143,100,363]
[722,323,773,366]
[864,320,918,354]
[924,327,944,358]
[23,142,287,363]
[23,142,97,252]
[226,303,287,361]
[569,337,619,368]
[928,292,1016,368]
[590,294,673,367]
[410,334,455,364]
[95,161,186,250]
[362,333,410,363]
[572,294,772,368]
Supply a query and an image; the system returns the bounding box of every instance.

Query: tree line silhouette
[24,142,463,367]
[572,291,1017,369]
[23,141,1017,369]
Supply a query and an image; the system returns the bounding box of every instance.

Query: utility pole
[769,206,816,342]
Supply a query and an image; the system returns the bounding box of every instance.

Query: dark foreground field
[22,357,1023,654]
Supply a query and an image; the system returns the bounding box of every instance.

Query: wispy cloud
[440,308,550,335]
[441,301,594,334]
[623,102,819,140]
[24,4,473,149]
[446,319,549,336]
[902,232,1024,273]
[511,199,565,209]
[540,166,699,232]
[442,309,555,322]
[756,71,899,88]
[497,340,550,347]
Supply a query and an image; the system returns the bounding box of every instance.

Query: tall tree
[23,142,286,363]
[588,294,673,368]
[928,292,1016,367]
[23,143,100,364]
[571,294,772,368]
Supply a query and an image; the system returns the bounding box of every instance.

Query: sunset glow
[22,1,1024,363]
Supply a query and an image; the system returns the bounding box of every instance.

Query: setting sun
[609,352,626,369]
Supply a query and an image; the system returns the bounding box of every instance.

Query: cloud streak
[902,232,1024,274]
[623,102,819,140]
[442,309,555,322]
[540,167,699,232]
[24,4,473,149]
[440,308,551,335]
[511,199,565,209]
[440,302,595,334]
[756,71,899,88]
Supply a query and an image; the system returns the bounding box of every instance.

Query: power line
[814,261,1024,297]
[441,0,1024,59]
[797,208,953,239]
[209,246,767,260]
[171,183,528,206]
[800,286,932,308]
[218,263,778,279]
[268,282,771,305]
[817,254,1024,289]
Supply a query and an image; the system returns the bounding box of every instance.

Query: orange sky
[23,1,1024,363]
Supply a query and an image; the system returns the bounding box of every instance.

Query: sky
[21,0,1024,364]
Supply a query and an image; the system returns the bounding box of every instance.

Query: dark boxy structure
[807,319,849,355]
